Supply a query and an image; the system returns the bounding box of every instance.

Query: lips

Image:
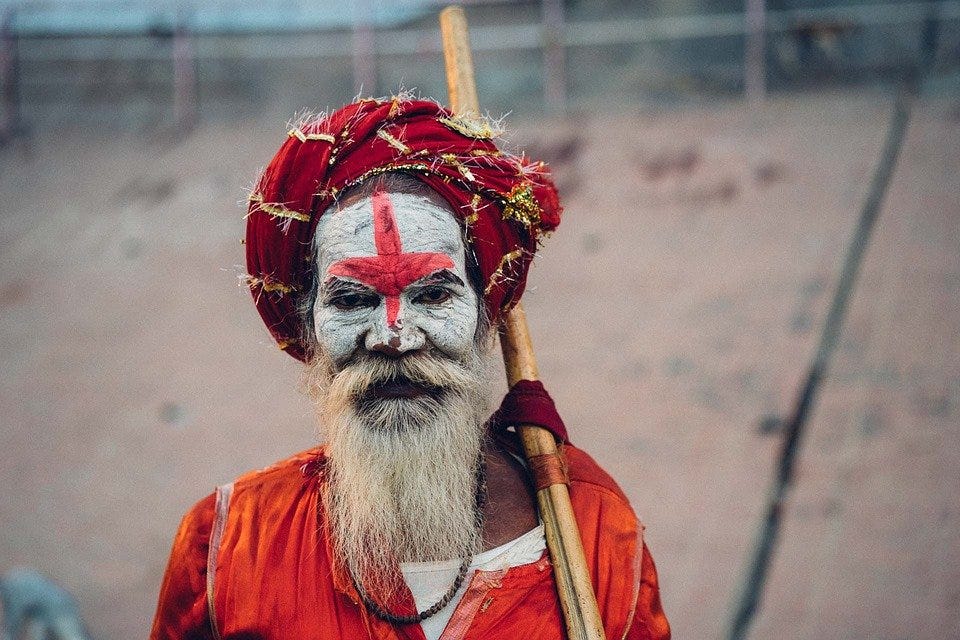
[364,377,442,401]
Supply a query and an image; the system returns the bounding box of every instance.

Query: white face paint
[306,187,491,589]
[312,188,479,367]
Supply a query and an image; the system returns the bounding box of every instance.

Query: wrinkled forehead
[314,190,467,270]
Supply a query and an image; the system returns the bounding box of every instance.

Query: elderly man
[150,97,669,640]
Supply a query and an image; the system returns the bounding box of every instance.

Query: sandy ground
[1,90,958,639]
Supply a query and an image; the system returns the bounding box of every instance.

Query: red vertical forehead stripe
[327,189,454,328]
[245,98,562,361]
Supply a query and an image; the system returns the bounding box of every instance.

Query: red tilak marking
[328,188,454,326]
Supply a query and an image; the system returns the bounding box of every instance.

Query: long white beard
[303,348,492,600]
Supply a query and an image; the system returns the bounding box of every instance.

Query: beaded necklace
[351,457,486,625]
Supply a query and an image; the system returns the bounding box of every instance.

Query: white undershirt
[399,524,547,640]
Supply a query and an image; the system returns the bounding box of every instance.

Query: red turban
[245,97,562,361]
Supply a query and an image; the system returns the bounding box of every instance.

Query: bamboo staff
[439,7,606,640]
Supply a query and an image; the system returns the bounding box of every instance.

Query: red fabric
[245,97,562,361]
[490,379,569,443]
[150,444,669,640]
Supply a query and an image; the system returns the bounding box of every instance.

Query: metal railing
[1,0,958,141]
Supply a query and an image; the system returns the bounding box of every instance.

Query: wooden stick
[439,7,606,640]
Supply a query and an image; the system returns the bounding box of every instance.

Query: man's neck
[480,439,539,550]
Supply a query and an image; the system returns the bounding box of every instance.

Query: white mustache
[333,351,481,400]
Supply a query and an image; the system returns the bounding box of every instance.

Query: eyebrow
[320,277,376,295]
[414,269,465,288]
[320,270,464,298]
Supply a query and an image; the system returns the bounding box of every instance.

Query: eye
[328,292,378,311]
[413,286,452,305]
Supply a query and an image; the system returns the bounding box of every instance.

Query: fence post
[542,0,566,114]
[352,0,376,95]
[745,0,766,104]
[173,12,197,132]
[0,7,20,143]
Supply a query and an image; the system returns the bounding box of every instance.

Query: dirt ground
[1,89,958,639]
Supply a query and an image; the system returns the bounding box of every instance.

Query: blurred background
[0,0,957,638]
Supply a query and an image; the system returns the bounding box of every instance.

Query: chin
[354,392,445,429]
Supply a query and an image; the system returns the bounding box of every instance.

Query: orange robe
[150,443,670,640]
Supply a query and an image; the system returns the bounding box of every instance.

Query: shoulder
[494,432,637,521]
[228,446,328,496]
[175,447,328,536]
[176,491,217,541]
[564,444,632,505]
[563,443,646,544]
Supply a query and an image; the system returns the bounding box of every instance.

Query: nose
[364,301,426,357]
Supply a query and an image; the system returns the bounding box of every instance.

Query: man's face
[312,187,480,370]
[306,185,489,583]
